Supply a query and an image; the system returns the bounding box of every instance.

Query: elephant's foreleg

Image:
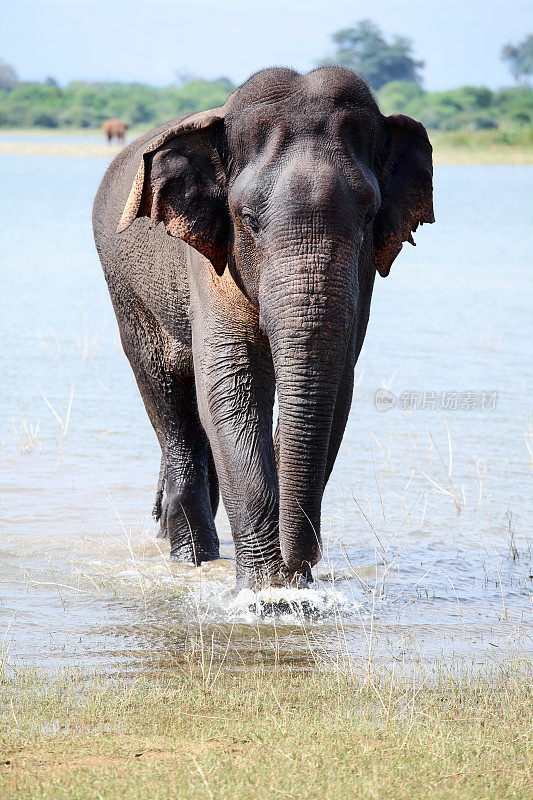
[207,444,220,518]
[324,349,356,485]
[153,454,166,522]
[325,272,375,484]
[192,323,291,589]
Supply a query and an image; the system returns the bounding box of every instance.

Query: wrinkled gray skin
[93,67,434,590]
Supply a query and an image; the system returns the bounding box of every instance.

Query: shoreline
[1,130,532,164]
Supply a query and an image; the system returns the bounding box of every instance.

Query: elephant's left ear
[117,106,229,275]
[373,113,434,277]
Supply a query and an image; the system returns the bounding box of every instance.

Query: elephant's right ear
[117,107,229,275]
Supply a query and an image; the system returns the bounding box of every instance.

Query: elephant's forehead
[305,67,377,107]
[225,67,380,158]
[227,66,377,111]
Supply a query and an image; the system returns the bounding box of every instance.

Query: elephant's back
[93,120,198,354]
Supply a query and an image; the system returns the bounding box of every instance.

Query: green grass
[1,661,531,799]
[431,128,533,164]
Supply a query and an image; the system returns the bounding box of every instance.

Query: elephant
[102,118,128,146]
[92,66,434,591]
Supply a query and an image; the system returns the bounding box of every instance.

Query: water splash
[229,584,356,623]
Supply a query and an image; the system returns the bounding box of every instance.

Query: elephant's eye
[241,209,260,234]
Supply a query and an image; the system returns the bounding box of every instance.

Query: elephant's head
[118,67,434,574]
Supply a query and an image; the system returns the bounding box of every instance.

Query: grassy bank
[1,661,531,799]
[431,129,533,164]
[1,128,532,164]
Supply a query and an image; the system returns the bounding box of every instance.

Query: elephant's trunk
[262,261,357,574]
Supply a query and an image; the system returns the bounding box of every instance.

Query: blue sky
[2,0,532,89]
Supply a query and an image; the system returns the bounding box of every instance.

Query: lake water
[0,143,531,672]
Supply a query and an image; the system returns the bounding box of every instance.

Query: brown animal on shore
[102,118,128,146]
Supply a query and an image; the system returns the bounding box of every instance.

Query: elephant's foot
[234,562,317,619]
[169,539,219,565]
[162,484,220,565]
[235,560,313,592]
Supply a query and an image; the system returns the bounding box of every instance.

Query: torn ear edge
[374,113,435,278]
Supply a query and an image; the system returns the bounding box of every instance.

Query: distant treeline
[1,20,531,135]
[0,78,235,130]
[0,76,531,135]
[377,82,532,131]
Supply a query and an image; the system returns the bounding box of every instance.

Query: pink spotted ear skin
[116,107,229,275]
[374,114,434,277]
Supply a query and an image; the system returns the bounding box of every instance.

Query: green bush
[512,111,531,125]
[376,80,425,115]
[29,110,59,128]
[376,80,532,133]
[438,111,499,131]
[0,77,236,130]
